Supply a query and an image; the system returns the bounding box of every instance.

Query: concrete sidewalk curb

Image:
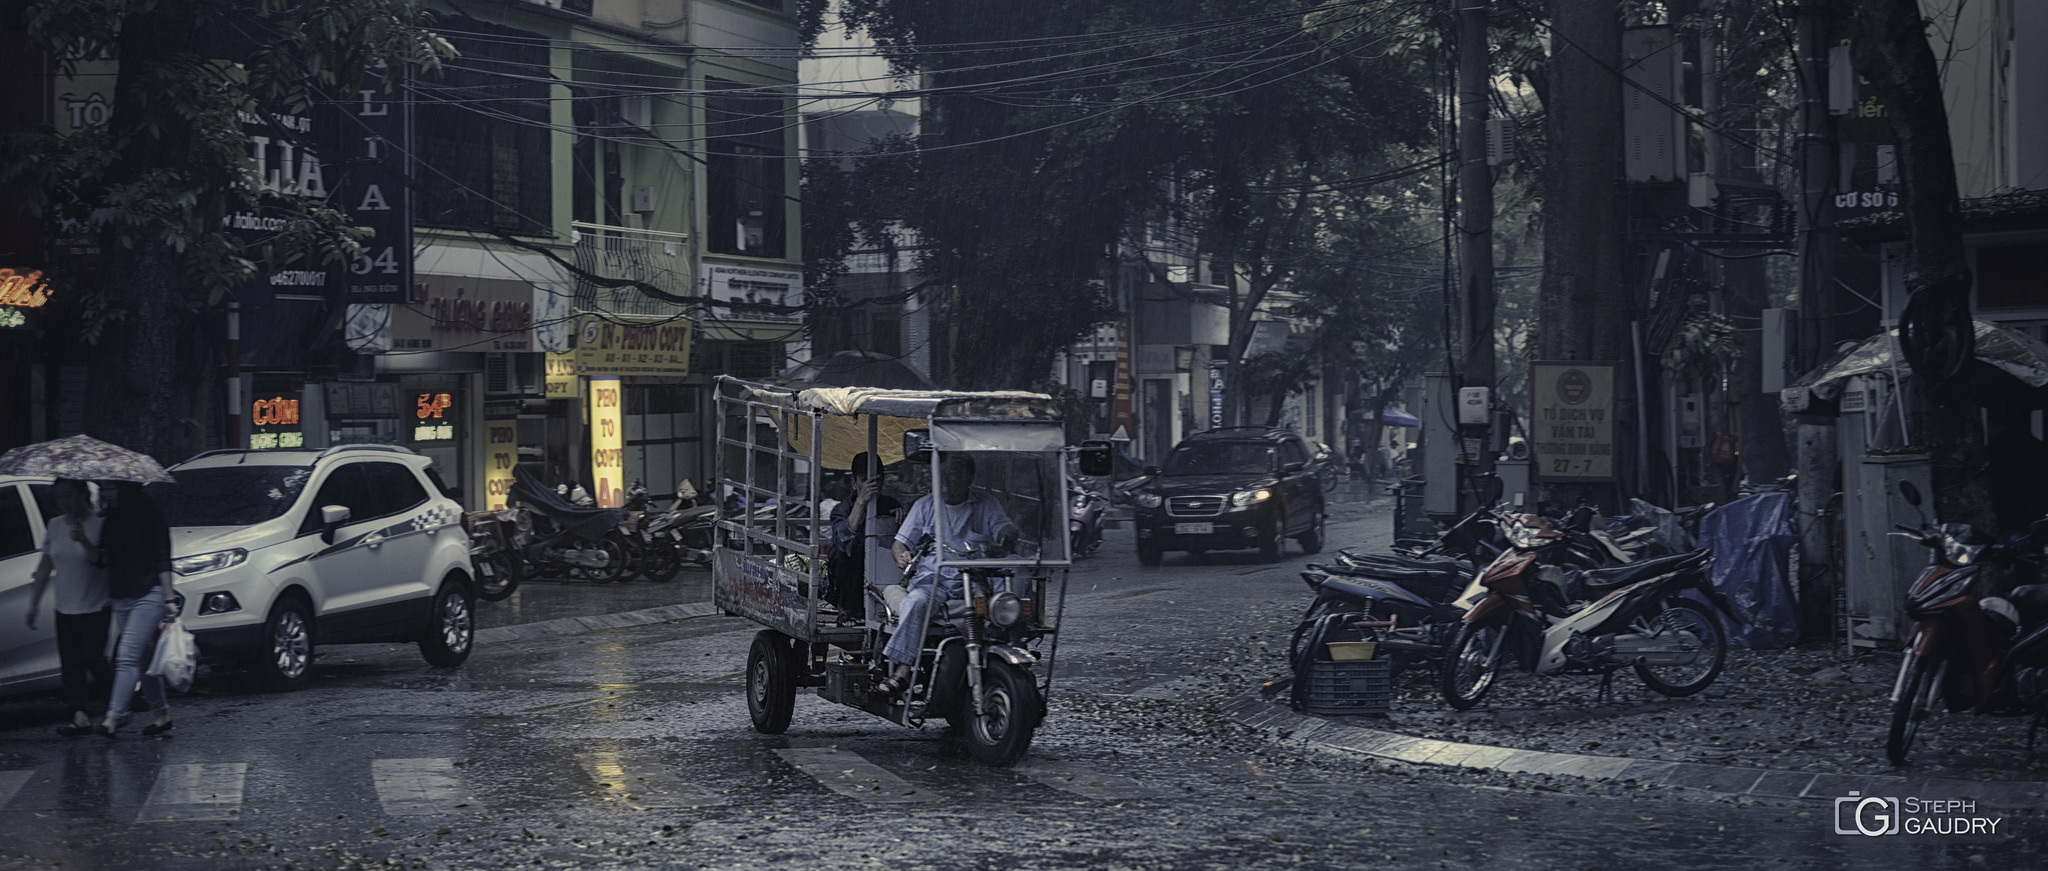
[477,601,721,645]
[1220,687,2048,809]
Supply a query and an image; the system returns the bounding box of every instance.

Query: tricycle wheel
[746,630,798,734]
[963,661,1039,766]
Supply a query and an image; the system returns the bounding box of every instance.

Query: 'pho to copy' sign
[589,377,625,508]
[1530,362,1616,482]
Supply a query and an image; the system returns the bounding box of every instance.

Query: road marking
[0,770,30,809]
[576,752,725,810]
[775,747,934,803]
[371,758,481,815]
[136,763,246,822]
[1103,587,1173,601]
[1013,761,1156,801]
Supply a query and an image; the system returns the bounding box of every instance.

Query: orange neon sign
[0,269,52,308]
[250,396,300,427]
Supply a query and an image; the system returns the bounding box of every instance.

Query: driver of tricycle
[878,453,1018,696]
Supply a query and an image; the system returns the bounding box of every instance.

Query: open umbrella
[0,434,175,484]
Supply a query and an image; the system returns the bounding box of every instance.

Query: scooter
[464,507,525,601]
[1439,509,1728,710]
[508,466,630,583]
[640,480,719,573]
[1884,480,2048,766]
[1068,480,1109,557]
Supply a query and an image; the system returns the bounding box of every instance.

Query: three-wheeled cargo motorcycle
[712,376,1110,765]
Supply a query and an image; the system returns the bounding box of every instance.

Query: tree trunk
[84,4,205,462]
[1538,1,1627,366]
[1847,0,1993,530]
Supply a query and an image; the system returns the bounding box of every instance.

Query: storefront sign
[1530,362,1617,482]
[589,377,625,508]
[0,268,48,329]
[568,315,692,376]
[389,277,536,352]
[704,263,803,324]
[249,393,305,450]
[321,74,412,303]
[483,419,518,511]
[544,352,581,398]
[410,391,457,442]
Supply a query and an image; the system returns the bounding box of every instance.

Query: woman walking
[97,481,178,738]
[24,479,111,737]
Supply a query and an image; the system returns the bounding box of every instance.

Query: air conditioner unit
[618,95,652,129]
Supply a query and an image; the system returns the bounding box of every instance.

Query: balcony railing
[570,221,694,320]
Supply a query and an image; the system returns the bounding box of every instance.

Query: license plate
[1174,522,1214,535]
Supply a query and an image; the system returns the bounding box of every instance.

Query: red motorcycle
[1884,481,2048,766]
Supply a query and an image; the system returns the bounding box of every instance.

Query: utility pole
[1792,0,1840,637]
[1457,0,1495,503]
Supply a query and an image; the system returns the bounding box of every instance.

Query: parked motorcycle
[1884,481,2048,766]
[464,508,526,601]
[508,466,630,583]
[1439,509,1728,710]
[1068,480,1109,557]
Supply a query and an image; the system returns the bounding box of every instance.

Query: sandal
[874,674,908,696]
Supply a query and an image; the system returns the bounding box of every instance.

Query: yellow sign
[483,420,518,511]
[544,352,580,398]
[1530,362,1618,482]
[570,315,692,376]
[0,269,51,308]
[589,377,626,508]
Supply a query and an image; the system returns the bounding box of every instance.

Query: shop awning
[1382,405,1421,428]
[1781,320,2048,415]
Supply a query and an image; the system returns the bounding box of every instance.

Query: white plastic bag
[148,618,198,692]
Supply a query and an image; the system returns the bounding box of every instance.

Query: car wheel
[253,595,313,692]
[1258,520,1283,563]
[1137,538,1163,566]
[1296,507,1325,554]
[419,577,476,668]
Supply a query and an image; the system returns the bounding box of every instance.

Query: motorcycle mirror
[1898,480,1922,508]
[902,428,934,461]
[1077,440,1114,477]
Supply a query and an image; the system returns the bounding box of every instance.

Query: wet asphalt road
[0,508,2039,870]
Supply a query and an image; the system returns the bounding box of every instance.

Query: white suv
[158,445,476,690]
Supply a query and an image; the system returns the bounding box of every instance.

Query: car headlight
[987,591,1024,627]
[1134,492,1163,508]
[1230,489,1271,507]
[172,548,248,576]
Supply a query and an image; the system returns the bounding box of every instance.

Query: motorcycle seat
[2010,584,2048,628]
[1575,549,1708,591]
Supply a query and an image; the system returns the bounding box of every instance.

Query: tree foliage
[809,0,1440,393]
[3,0,449,458]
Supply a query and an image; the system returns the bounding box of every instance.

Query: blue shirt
[893,490,1014,592]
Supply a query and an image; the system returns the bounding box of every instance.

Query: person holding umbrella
[24,479,111,737]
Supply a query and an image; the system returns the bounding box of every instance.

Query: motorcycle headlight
[1230,488,1271,507]
[1943,537,1984,566]
[173,548,248,577]
[987,591,1024,627]
[1134,492,1163,509]
[1072,494,1090,511]
[1503,522,1548,550]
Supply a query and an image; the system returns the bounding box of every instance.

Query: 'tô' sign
[1529,362,1617,482]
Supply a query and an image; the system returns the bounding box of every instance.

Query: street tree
[816,0,1436,394]
[1842,0,1993,529]
[3,0,447,460]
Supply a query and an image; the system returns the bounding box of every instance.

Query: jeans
[55,609,112,717]
[882,575,963,669]
[106,589,167,724]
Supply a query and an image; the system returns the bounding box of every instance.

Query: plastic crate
[1299,658,1393,716]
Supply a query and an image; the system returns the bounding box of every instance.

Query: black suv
[1131,427,1327,565]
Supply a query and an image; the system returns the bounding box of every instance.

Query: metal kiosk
[712,376,1109,765]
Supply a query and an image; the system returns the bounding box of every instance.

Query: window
[359,463,430,519]
[414,21,553,235]
[1279,440,1307,467]
[163,466,315,528]
[0,486,32,560]
[304,465,370,535]
[705,78,788,258]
